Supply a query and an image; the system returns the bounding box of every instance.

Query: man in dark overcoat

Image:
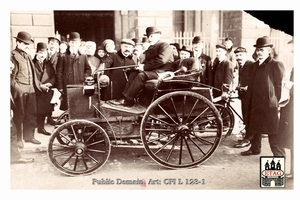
[212,44,234,98]
[33,42,56,136]
[105,39,136,100]
[11,31,42,146]
[241,37,285,156]
[56,32,92,110]
[110,26,174,107]
[233,47,255,148]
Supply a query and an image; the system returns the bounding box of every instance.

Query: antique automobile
[47,66,223,176]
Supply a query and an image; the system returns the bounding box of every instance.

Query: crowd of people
[10,26,294,178]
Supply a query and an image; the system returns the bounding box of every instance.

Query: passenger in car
[109,26,174,107]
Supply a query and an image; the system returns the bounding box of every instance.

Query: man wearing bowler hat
[241,36,285,156]
[11,31,42,146]
[32,42,56,136]
[191,36,213,86]
[110,26,174,107]
[56,32,92,110]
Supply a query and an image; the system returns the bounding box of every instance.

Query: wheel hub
[75,142,86,156]
[177,124,190,135]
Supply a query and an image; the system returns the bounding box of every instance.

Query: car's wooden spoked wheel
[141,91,222,169]
[214,104,235,141]
[48,120,111,176]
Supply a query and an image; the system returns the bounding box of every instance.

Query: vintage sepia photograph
[7,3,296,197]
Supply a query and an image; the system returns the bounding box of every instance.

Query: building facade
[10,10,292,70]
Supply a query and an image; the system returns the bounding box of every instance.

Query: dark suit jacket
[33,56,56,92]
[108,50,136,100]
[238,60,255,99]
[11,48,41,93]
[212,57,234,96]
[33,57,56,114]
[142,40,174,79]
[48,51,59,73]
[192,52,213,85]
[56,51,91,90]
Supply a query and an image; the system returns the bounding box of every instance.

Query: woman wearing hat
[11,31,42,146]
[242,36,285,156]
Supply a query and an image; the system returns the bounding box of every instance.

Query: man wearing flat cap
[191,36,213,86]
[103,38,136,100]
[11,31,42,146]
[56,32,92,110]
[241,36,285,157]
[32,42,56,136]
[212,44,234,98]
[110,26,174,107]
[233,47,255,148]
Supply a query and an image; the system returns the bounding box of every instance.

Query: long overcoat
[33,56,56,114]
[56,51,91,110]
[247,56,285,135]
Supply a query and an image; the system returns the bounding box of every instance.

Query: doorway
[54,11,115,47]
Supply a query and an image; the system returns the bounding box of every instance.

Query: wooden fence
[172,31,224,58]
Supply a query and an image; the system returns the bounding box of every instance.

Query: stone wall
[10,10,55,57]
